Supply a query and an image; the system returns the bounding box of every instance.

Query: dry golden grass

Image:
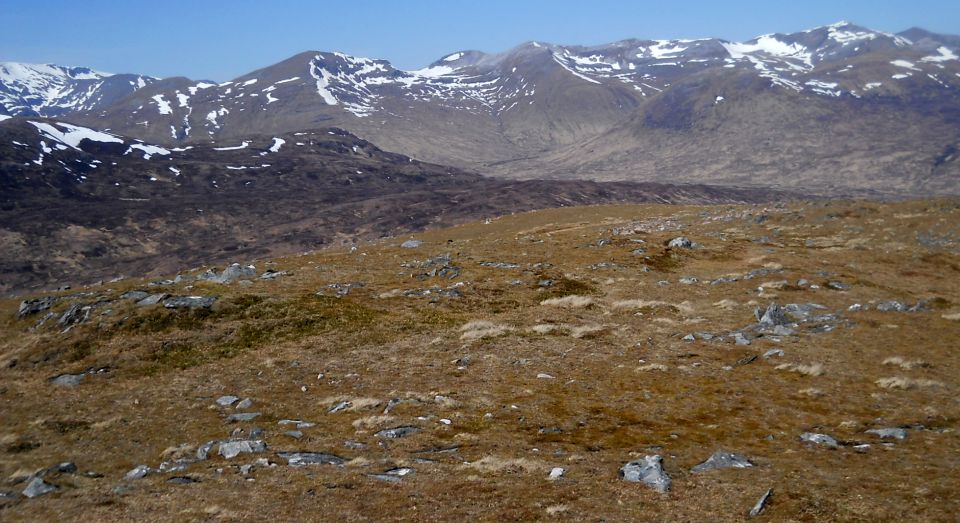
[0,199,958,521]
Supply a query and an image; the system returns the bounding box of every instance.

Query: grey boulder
[164,296,217,310]
[218,440,266,459]
[620,455,671,493]
[691,451,753,473]
[22,477,58,498]
[866,428,908,440]
[276,452,345,467]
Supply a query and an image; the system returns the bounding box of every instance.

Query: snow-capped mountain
[0,62,157,117]
[4,22,959,194]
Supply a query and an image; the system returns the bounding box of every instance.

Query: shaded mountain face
[39,22,956,195]
[0,62,159,117]
[0,117,792,293]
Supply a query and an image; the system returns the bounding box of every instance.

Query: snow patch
[268,137,285,153]
[890,60,920,71]
[152,94,172,115]
[921,47,958,63]
[28,121,123,150]
[213,141,250,151]
[126,143,170,160]
[443,52,464,62]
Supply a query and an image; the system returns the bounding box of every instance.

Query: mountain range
[3,21,958,195]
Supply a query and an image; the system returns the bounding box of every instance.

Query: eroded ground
[1,199,958,521]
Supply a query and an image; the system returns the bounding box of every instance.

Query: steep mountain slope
[54,22,960,194]
[0,117,790,293]
[0,62,158,117]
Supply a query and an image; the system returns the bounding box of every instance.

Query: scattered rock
[226,412,261,422]
[667,237,694,249]
[276,452,345,467]
[763,349,784,358]
[216,395,239,407]
[50,373,85,387]
[121,291,150,301]
[799,432,839,448]
[57,304,90,328]
[748,488,773,517]
[866,428,908,440]
[236,398,253,410]
[329,401,352,413]
[55,462,77,474]
[369,467,416,482]
[480,261,520,269]
[756,303,789,327]
[260,270,290,280]
[197,263,257,284]
[197,441,218,460]
[376,426,421,439]
[548,467,566,480]
[620,455,671,493]
[285,431,304,439]
[22,477,58,498]
[826,281,850,291]
[136,293,168,306]
[18,297,57,319]
[691,451,753,473]
[401,240,423,249]
[164,296,217,309]
[167,476,199,485]
[124,465,151,480]
[218,440,266,459]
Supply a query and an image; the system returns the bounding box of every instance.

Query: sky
[2,0,958,81]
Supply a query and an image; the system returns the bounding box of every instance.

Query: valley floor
[1,199,958,521]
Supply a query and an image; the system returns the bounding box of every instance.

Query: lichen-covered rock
[620,455,671,492]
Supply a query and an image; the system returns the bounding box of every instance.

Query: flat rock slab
[124,465,151,480]
[800,432,839,448]
[50,373,85,387]
[216,395,239,407]
[136,293,169,306]
[866,428,908,440]
[620,455,671,493]
[691,451,754,473]
[226,412,261,422]
[401,240,423,248]
[22,477,58,498]
[369,467,416,482]
[749,488,774,517]
[18,297,57,318]
[163,296,217,309]
[218,440,266,459]
[276,452,345,467]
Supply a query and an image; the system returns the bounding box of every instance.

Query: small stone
[235,398,253,409]
[226,412,261,422]
[690,451,753,473]
[536,373,555,379]
[548,467,565,481]
[329,401,352,413]
[866,428,908,440]
[748,488,773,517]
[216,395,239,407]
[400,240,423,249]
[239,465,254,475]
[285,431,304,439]
[167,476,199,485]
[197,441,218,460]
[734,333,751,346]
[218,440,266,459]
[827,281,850,291]
[22,477,58,498]
[121,291,150,301]
[55,462,78,474]
[799,432,839,448]
[370,467,416,482]
[682,334,695,342]
[375,426,421,439]
[124,465,151,480]
[763,349,784,358]
[620,455,671,493]
[344,441,367,450]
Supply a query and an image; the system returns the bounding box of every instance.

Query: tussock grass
[776,363,825,377]
[539,295,595,308]
[460,320,512,340]
[875,377,944,390]
[464,456,548,474]
[882,356,930,370]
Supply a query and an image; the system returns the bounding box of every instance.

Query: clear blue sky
[2,0,957,81]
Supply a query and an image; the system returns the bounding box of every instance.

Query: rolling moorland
[0,198,958,521]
